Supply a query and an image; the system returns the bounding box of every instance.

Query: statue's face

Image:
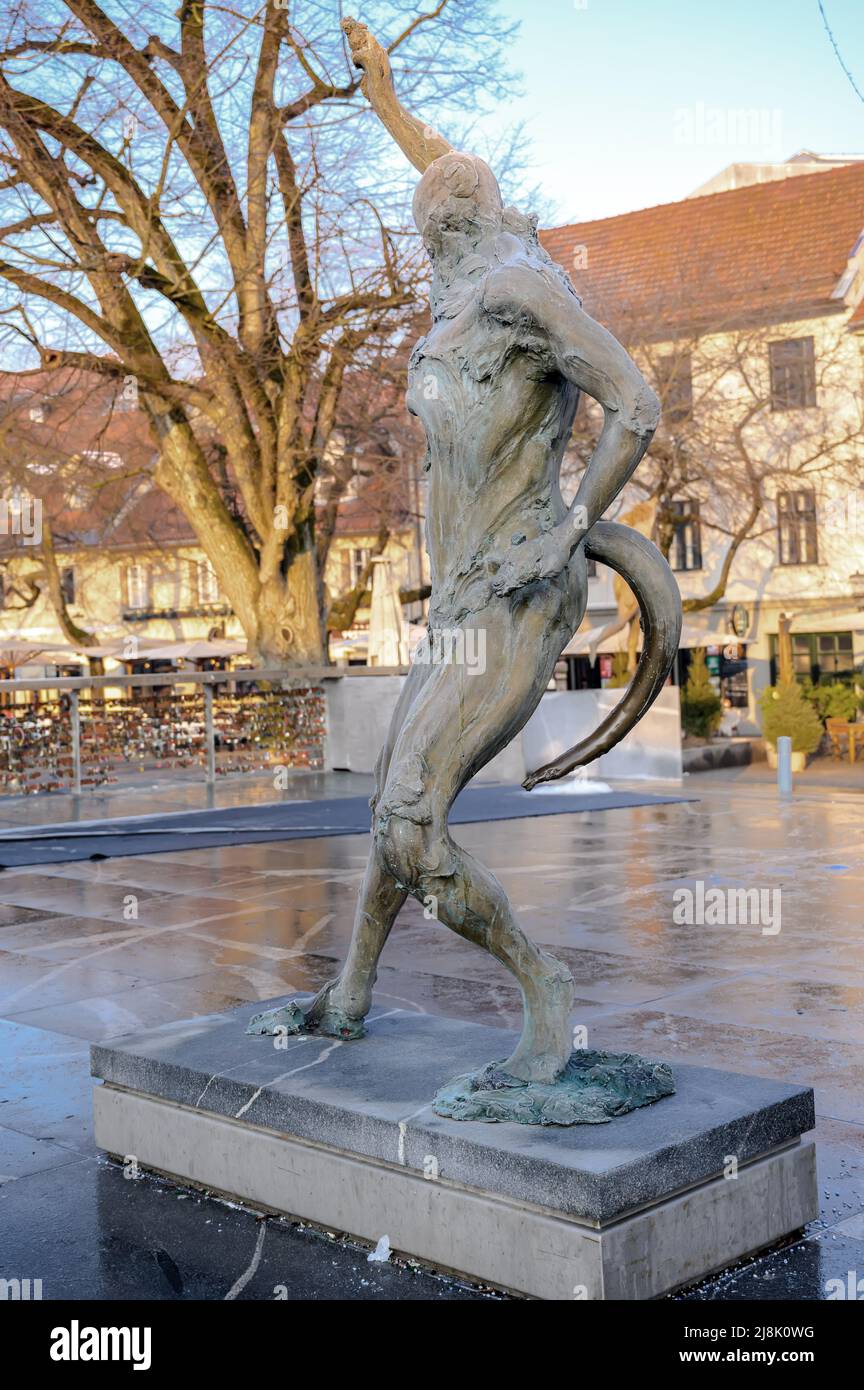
[414,154,502,268]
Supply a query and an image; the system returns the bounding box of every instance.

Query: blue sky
[486,0,864,224]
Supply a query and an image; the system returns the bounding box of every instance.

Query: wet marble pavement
[1,770,862,1300]
[0,769,376,830]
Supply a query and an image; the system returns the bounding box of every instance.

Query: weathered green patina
[247,984,363,1041]
[433,1051,676,1127]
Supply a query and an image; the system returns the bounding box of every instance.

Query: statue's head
[413,153,503,257]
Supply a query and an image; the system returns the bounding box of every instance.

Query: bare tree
[0,364,230,657]
[318,329,428,632]
[0,0,516,664]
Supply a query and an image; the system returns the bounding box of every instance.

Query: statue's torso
[407,287,579,625]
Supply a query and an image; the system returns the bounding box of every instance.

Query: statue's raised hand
[342,16,392,94]
[490,529,572,597]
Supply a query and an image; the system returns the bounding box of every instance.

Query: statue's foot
[304,980,367,1040]
[245,982,366,1041]
[432,1049,675,1127]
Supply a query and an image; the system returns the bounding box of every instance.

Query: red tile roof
[540,162,864,341]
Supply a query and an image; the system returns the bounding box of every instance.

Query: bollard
[204,683,216,785]
[777,735,793,796]
[70,689,82,796]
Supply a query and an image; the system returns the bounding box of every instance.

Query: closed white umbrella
[367,557,409,667]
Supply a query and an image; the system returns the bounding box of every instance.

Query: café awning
[563,621,742,658]
[787,610,864,634]
[75,637,170,659]
[130,639,247,662]
[0,637,79,669]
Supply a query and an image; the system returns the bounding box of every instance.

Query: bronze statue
[249,18,681,1125]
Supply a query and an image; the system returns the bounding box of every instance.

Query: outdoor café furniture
[826,717,864,764]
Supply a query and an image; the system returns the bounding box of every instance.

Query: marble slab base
[91,1003,818,1300]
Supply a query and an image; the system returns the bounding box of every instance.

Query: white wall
[324,678,682,783]
[324,675,406,773]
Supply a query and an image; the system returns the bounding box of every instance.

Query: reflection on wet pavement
[1,769,862,1299]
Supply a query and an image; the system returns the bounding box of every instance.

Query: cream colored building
[544,157,864,731]
[0,459,420,674]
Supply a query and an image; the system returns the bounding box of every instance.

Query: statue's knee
[374,810,425,892]
[374,807,455,898]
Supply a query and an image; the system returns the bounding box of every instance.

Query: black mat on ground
[0,785,693,867]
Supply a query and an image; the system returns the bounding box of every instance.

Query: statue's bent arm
[482,266,660,580]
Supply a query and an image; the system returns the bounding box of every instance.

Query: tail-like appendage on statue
[523,521,682,789]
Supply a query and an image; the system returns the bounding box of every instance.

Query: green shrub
[801,679,858,723]
[759,682,824,753]
[681,649,723,739]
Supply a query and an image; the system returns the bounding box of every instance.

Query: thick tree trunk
[247,550,327,667]
[153,427,326,667]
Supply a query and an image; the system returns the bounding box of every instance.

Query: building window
[769,337,816,410]
[670,499,702,571]
[815,632,854,676]
[345,547,371,589]
[792,636,814,680]
[777,490,818,565]
[771,631,854,683]
[60,567,76,606]
[196,559,220,605]
[656,353,692,424]
[124,562,151,610]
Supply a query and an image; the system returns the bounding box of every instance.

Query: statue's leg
[248,662,431,1039]
[299,851,407,1037]
[374,590,576,1084]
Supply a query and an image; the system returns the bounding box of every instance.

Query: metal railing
[0,665,407,693]
[0,665,408,795]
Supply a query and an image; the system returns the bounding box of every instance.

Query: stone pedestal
[91,1005,817,1300]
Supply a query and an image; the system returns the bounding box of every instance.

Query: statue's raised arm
[342,17,453,172]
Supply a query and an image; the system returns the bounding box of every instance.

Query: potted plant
[681,649,723,740]
[759,681,824,770]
